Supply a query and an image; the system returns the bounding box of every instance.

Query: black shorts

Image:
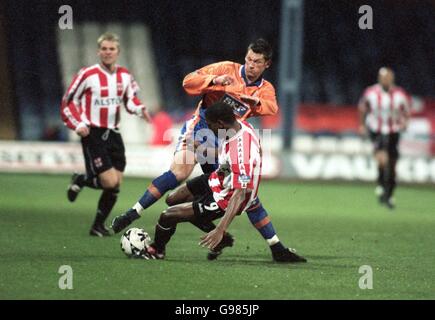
[186,174,225,224]
[369,131,400,159]
[81,127,126,177]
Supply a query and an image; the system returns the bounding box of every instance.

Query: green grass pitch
[0,172,434,299]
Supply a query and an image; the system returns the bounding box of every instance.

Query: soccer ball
[120,228,151,257]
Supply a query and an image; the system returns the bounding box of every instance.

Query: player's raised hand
[142,108,152,123]
[240,94,260,107]
[200,227,224,250]
[76,125,90,137]
[213,75,235,86]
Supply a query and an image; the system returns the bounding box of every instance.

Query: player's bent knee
[171,169,189,182]
[101,179,120,190]
[170,160,195,182]
[375,153,388,167]
[159,207,179,226]
[380,158,388,167]
[159,210,171,226]
[165,190,182,206]
[165,193,175,206]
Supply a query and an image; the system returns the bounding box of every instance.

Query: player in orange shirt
[112,39,306,263]
[183,60,278,118]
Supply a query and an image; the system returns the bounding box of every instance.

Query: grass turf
[0,173,434,299]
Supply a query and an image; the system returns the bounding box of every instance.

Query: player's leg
[383,133,400,209]
[67,173,103,201]
[165,184,195,206]
[134,117,200,213]
[144,197,230,260]
[135,151,194,213]
[165,183,218,235]
[111,150,196,233]
[89,168,122,236]
[67,133,104,202]
[90,130,127,236]
[246,198,307,263]
[145,202,197,259]
[375,153,386,198]
[368,131,387,199]
[384,156,397,209]
[111,116,202,233]
[375,149,389,203]
[181,173,234,260]
[189,181,234,261]
[148,173,233,260]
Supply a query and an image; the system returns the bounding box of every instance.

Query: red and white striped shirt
[361,84,411,134]
[60,64,145,130]
[208,120,262,213]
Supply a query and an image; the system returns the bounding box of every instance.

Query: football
[120,228,151,257]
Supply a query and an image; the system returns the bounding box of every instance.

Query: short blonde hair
[97,33,120,49]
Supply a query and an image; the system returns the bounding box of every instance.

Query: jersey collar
[98,63,118,75]
[225,120,245,142]
[240,65,264,87]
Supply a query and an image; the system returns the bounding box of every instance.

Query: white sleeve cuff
[75,122,88,132]
[136,106,145,117]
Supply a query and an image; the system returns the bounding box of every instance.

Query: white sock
[133,202,144,215]
[266,235,280,246]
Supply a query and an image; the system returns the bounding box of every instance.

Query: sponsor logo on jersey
[221,94,249,118]
[94,97,123,106]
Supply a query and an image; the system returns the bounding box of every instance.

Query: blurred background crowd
[1,0,433,144]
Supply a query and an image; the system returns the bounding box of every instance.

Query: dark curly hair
[205,102,236,125]
[247,38,273,61]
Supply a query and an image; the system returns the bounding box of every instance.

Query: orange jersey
[182,61,278,118]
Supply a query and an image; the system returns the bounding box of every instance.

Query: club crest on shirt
[238,174,251,188]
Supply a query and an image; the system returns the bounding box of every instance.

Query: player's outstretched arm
[182,62,234,96]
[199,188,247,250]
